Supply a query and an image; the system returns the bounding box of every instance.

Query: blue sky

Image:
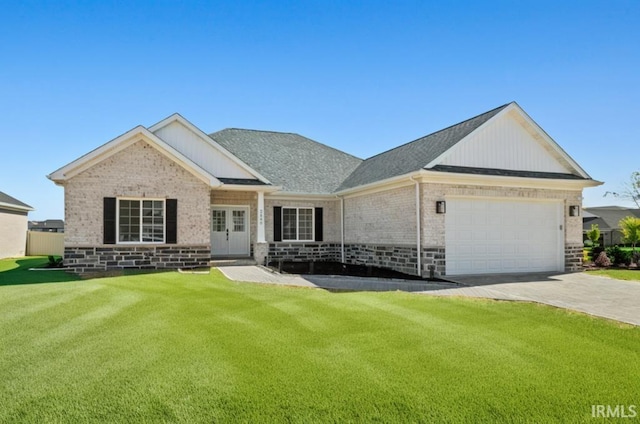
[1,0,638,220]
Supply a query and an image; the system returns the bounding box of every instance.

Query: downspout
[410,176,421,277]
[339,196,345,263]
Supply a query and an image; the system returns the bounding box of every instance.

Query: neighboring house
[28,219,65,233]
[583,206,640,246]
[0,191,34,259]
[48,102,601,276]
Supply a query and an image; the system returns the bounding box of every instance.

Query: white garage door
[445,198,563,276]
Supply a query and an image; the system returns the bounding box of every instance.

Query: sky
[1,0,638,220]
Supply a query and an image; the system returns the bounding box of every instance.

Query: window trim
[281,207,314,242]
[116,197,166,244]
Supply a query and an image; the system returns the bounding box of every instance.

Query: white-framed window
[117,198,165,243]
[282,207,314,241]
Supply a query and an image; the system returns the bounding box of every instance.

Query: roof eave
[0,201,34,212]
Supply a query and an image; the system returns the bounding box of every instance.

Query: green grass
[0,257,638,422]
[588,268,640,281]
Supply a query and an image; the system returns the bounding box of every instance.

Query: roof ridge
[211,128,298,136]
[210,128,363,161]
[362,102,511,161]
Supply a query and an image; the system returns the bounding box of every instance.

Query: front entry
[211,206,250,256]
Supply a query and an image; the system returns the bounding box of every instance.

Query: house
[28,219,65,233]
[48,102,601,276]
[583,206,640,246]
[0,191,34,259]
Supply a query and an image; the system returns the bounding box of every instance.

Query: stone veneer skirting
[65,245,210,273]
[564,243,583,272]
[268,243,341,262]
[343,244,420,276]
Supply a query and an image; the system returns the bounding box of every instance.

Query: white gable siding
[440,113,571,173]
[154,121,255,179]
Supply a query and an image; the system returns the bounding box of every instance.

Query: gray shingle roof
[337,103,510,191]
[210,129,362,193]
[583,206,640,231]
[0,191,33,210]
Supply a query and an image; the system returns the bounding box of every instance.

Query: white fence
[26,231,64,256]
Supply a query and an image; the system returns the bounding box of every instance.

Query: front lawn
[587,268,640,281]
[0,257,638,422]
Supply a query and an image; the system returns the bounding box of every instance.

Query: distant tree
[605,171,640,208]
[619,216,640,257]
[586,224,601,247]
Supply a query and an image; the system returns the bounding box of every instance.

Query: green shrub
[605,246,632,266]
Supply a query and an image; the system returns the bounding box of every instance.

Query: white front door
[211,206,250,256]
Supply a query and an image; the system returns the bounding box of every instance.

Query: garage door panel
[446,198,563,276]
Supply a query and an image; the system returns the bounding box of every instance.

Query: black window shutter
[166,199,177,244]
[103,197,116,244]
[315,207,323,242]
[273,206,282,242]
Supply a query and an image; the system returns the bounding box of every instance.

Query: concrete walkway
[426,272,640,326]
[216,266,640,326]
[216,266,456,292]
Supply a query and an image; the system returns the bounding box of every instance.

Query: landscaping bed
[266,260,435,280]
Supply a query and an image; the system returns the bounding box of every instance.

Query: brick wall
[62,139,211,272]
[65,140,211,246]
[343,184,416,245]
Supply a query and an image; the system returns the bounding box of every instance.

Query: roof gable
[48,126,220,186]
[432,103,589,177]
[149,114,269,183]
[211,129,362,193]
[337,103,509,191]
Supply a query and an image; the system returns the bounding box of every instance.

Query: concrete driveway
[427,272,640,326]
[217,266,639,326]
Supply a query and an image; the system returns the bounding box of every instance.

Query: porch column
[254,191,268,265]
[257,191,266,243]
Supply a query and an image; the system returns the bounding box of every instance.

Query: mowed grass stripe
[0,259,638,422]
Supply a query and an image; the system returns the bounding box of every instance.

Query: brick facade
[63,140,211,272]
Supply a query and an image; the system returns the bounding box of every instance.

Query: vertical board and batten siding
[26,231,65,256]
[153,121,255,179]
[440,113,569,173]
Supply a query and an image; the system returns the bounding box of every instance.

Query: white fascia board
[48,125,148,183]
[148,113,272,184]
[48,126,221,187]
[420,169,603,190]
[266,192,340,201]
[334,170,426,199]
[424,102,514,169]
[0,202,34,212]
[213,184,282,192]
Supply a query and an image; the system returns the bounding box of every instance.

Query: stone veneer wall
[268,243,341,262]
[343,244,419,276]
[564,243,583,272]
[65,245,210,273]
